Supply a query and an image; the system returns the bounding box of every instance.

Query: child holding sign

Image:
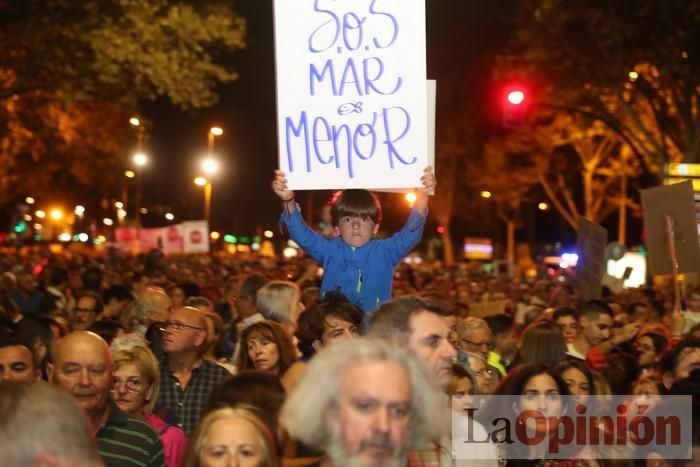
[271,167,436,313]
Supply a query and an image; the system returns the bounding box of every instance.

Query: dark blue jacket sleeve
[280,208,330,264]
[379,208,426,265]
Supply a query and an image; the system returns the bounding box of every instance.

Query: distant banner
[115,221,209,255]
[273,0,429,190]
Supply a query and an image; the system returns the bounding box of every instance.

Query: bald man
[49,331,165,467]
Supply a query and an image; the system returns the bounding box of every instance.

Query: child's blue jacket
[280,207,426,312]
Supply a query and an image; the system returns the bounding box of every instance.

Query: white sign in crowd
[274,0,429,190]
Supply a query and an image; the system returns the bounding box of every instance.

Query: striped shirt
[96,403,165,467]
[157,357,230,436]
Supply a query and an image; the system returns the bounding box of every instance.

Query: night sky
[139,1,530,242]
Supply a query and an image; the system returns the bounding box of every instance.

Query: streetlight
[133,152,148,229]
[208,126,223,152]
[198,158,220,228]
[198,126,222,230]
[404,192,417,207]
[49,208,64,240]
[133,153,148,167]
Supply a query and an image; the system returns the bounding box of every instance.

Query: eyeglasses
[160,321,203,332]
[461,338,490,348]
[111,377,146,393]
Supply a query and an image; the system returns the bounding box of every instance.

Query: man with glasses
[456,317,492,359]
[48,331,164,466]
[156,306,229,435]
[71,291,103,331]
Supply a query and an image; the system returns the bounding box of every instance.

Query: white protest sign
[274,0,428,190]
[182,220,209,254]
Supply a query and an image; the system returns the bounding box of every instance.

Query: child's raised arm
[414,165,436,216]
[271,170,297,213]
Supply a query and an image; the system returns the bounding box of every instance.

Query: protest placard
[641,181,700,276]
[576,216,608,301]
[274,0,428,190]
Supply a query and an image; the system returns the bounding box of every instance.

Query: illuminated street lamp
[132,152,148,229]
[480,191,492,199]
[25,197,35,205]
[198,158,220,228]
[36,210,46,219]
[208,126,223,152]
[133,153,148,167]
[124,170,135,178]
[48,208,64,240]
[404,192,417,207]
[201,158,219,176]
[538,202,549,211]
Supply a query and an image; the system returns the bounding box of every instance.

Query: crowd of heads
[0,251,699,467]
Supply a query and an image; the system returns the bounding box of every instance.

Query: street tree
[521,111,642,232]
[472,139,546,267]
[0,0,246,205]
[498,0,700,173]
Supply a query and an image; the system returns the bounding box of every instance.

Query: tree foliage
[498,0,700,170]
[475,139,547,262]
[497,111,642,231]
[0,0,246,205]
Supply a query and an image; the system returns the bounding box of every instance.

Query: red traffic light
[507,90,525,105]
[502,87,527,129]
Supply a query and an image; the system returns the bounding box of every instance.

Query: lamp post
[198,158,219,228]
[208,126,223,152]
[201,126,222,229]
[129,117,148,229]
[133,152,148,229]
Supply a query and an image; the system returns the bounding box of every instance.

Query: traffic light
[13,220,27,234]
[502,87,526,129]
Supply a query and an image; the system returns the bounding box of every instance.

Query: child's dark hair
[329,189,383,226]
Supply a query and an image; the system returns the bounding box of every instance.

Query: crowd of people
[0,162,695,467]
[0,247,698,467]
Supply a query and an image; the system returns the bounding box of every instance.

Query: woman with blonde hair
[256,281,304,332]
[184,406,279,467]
[111,345,187,467]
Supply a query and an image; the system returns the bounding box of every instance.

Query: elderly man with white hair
[281,338,445,467]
